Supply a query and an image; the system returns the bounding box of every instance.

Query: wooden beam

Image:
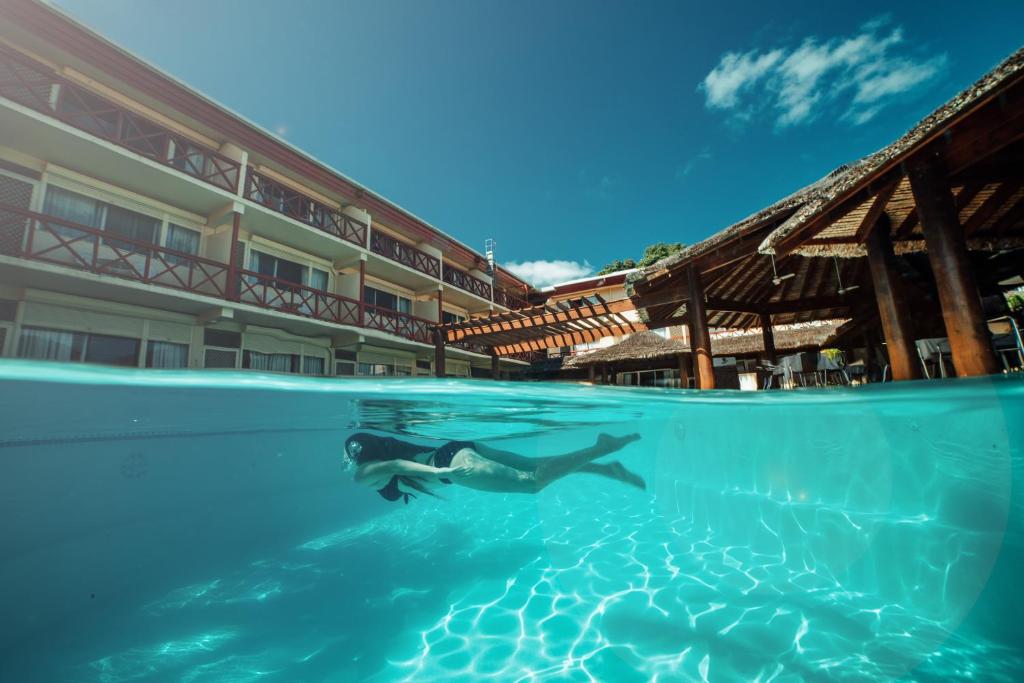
[760,312,777,364]
[963,182,1020,236]
[854,180,900,243]
[433,328,446,377]
[446,297,635,342]
[687,266,715,389]
[865,215,922,381]
[906,149,998,377]
[492,322,648,356]
[677,353,690,389]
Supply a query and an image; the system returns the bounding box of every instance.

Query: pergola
[432,294,660,377]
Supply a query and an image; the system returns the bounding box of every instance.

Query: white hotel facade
[0,0,534,378]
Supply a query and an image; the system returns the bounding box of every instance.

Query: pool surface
[0,361,1021,681]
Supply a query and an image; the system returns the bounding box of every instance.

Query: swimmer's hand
[443,464,474,480]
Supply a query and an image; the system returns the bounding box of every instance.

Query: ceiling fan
[834,257,860,295]
[770,255,795,285]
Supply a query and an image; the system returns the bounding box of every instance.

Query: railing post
[226,211,241,301]
[358,256,366,327]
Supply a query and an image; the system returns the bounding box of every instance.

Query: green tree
[1008,293,1023,312]
[596,258,637,275]
[598,242,684,275]
[637,242,684,268]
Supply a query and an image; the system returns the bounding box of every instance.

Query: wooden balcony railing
[369,229,440,279]
[244,167,367,247]
[494,288,528,310]
[364,305,434,344]
[237,270,360,325]
[0,203,230,297]
[0,46,241,193]
[443,265,491,300]
[0,204,439,345]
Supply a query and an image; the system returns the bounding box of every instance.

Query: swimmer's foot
[579,461,647,490]
[595,433,642,453]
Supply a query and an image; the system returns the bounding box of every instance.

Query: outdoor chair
[988,316,1024,371]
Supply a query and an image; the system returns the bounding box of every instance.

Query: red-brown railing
[0,47,241,193]
[0,203,230,297]
[494,288,528,310]
[237,270,360,325]
[369,229,440,279]
[244,167,367,247]
[364,305,434,344]
[443,265,491,300]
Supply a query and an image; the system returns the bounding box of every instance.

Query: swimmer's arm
[356,460,457,483]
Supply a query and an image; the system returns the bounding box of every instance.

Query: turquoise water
[0,362,1021,682]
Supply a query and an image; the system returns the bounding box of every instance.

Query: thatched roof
[564,320,845,367]
[759,46,1024,255]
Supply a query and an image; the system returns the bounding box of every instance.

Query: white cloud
[503,259,593,288]
[699,18,946,128]
[274,124,289,137]
[676,147,713,180]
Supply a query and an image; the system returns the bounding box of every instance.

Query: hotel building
[0,0,533,378]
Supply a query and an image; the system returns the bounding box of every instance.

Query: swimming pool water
[0,361,1021,682]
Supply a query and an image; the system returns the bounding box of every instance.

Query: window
[394,364,412,376]
[364,285,411,314]
[243,350,300,373]
[303,356,325,376]
[146,341,189,368]
[204,329,241,348]
[43,186,160,251]
[250,250,328,291]
[164,224,200,264]
[17,326,139,366]
[358,362,392,376]
[204,348,237,368]
[442,311,466,325]
[335,361,356,376]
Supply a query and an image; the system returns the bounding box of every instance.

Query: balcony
[0,46,240,194]
[0,202,230,298]
[244,168,367,247]
[237,270,360,325]
[443,265,491,300]
[494,288,528,310]
[363,304,433,344]
[0,204,439,346]
[369,229,440,279]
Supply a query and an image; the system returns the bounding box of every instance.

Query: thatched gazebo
[564,321,844,387]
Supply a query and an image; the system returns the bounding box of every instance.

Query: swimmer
[343,432,644,503]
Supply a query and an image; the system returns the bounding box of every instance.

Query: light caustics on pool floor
[71,459,1021,682]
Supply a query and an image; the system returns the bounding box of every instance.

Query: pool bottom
[10,477,1018,683]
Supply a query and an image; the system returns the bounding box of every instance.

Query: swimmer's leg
[532,433,641,490]
[578,461,646,490]
[474,433,641,474]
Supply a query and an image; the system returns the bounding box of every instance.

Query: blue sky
[57,0,1024,286]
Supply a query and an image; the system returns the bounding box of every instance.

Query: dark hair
[344,432,438,504]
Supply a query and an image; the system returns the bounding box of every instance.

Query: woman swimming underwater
[344,432,644,503]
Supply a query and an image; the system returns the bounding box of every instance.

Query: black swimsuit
[377,440,475,502]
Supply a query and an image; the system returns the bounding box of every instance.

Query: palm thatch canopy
[564,321,844,368]
[627,45,1024,332]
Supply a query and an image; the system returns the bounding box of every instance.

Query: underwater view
[0,361,1022,682]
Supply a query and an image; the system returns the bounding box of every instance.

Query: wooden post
[906,150,998,377]
[490,353,500,380]
[677,353,690,389]
[588,364,596,383]
[226,211,241,300]
[358,257,367,327]
[687,266,715,389]
[602,364,609,385]
[433,328,446,377]
[865,215,922,380]
[759,312,777,365]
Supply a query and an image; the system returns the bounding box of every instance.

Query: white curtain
[43,186,105,239]
[18,327,76,361]
[148,341,188,368]
[247,350,294,373]
[302,356,325,375]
